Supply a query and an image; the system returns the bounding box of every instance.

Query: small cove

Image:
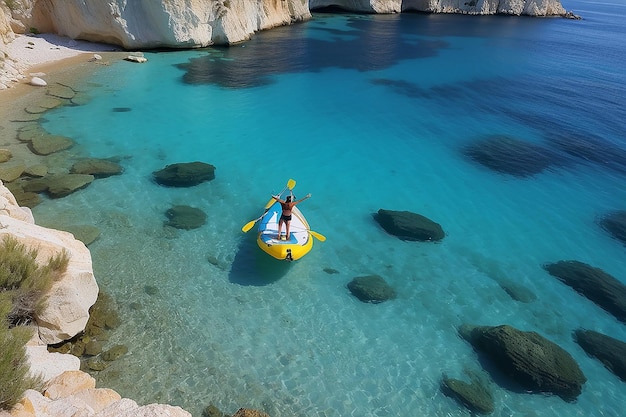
[10,3,626,416]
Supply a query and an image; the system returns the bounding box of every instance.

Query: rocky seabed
[0,182,191,417]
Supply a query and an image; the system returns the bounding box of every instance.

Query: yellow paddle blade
[264,197,277,209]
[309,230,326,242]
[287,179,296,190]
[241,220,256,233]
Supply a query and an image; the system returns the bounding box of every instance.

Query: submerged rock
[232,408,270,417]
[598,210,626,246]
[543,260,626,323]
[463,135,556,177]
[29,133,74,155]
[441,371,494,415]
[499,281,536,303]
[153,161,216,187]
[48,83,76,100]
[62,224,101,246]
[347,275,396,303]
[0,148,12,162]
[374,209,444,241]
[45,174,95,198]
[165,205,207,230]
[70,158,124,178]
[460,324,586,401]
[4,182,42,208]
[102,344,128,361]
[574,329,626,383]
[546,131,626,174]
[0,162,26,182]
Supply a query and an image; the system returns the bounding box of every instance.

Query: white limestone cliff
[400,0,565,15]
[10,0,312,49]
[2,0,566,51]
[309,0,403,13]
[0,181,99,345]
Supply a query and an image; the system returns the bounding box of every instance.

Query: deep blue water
[34,1,626,416]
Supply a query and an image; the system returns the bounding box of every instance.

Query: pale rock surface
[93,398,192,417]
[0,181,99,345]
[25,0,312,49]
[4,370,192,416]
[43,370,96,400]
[0,179,35,223]
[8,387,120,417]
[401,0,565,14]
[25,343,81,383]
[310,0,403,12]
[28,76,46,86]
[124,54,147,63]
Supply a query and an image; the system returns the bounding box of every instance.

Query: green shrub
[0,236,69,410]
[0,236,69,326]
[0,299,43,410]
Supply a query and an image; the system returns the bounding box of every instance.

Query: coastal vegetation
[0,235,69,410]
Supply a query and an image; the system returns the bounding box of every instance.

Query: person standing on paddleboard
[272,193,311,240]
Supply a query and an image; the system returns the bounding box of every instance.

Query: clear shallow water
[33,1,626,416]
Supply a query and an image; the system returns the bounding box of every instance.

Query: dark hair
[286,196,292,202]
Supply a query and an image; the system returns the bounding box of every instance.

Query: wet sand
[0,51,128,169]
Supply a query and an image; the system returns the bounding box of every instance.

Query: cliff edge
[2,0,566,51]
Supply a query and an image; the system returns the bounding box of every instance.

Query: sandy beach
[1,32,123,104]
[0,33,128,166]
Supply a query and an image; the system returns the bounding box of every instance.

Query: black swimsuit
[281,214,292,222]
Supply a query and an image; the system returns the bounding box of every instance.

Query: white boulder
[25,343,81,383]
[28,76,47,86]
[0,181,99,345]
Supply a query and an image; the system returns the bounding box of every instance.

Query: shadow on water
[176,13,448,88]
[229,234,292,286]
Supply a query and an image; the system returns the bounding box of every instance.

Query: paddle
[264,178,296,209]
[241,179,296,233]
[309,230,326,242]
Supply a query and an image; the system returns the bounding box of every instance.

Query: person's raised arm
[295,193,312,204]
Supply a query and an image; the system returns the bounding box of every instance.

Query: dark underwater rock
[62,224,101,246]
[4,182,41,208]
[499,281,537,303]
[374,209,444,241]
[546,131,626,174]
[347,275,396,304]
[574,329,626,383]
[460,324,586,401]
[543,260,626,323]
[441,371,494,415]
[24,174,94,198]
[231,409,270,417]
[463,135,555,177]
[70,158,123,178]
[599,210,626,246]
[102,344,128,361]
[153,161,215,187]
[165,205,207,230]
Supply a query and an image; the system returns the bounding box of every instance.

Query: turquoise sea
[33,0,625,416]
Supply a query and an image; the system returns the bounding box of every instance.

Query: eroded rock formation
[2,0,568,52]
[0,181,98,345]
